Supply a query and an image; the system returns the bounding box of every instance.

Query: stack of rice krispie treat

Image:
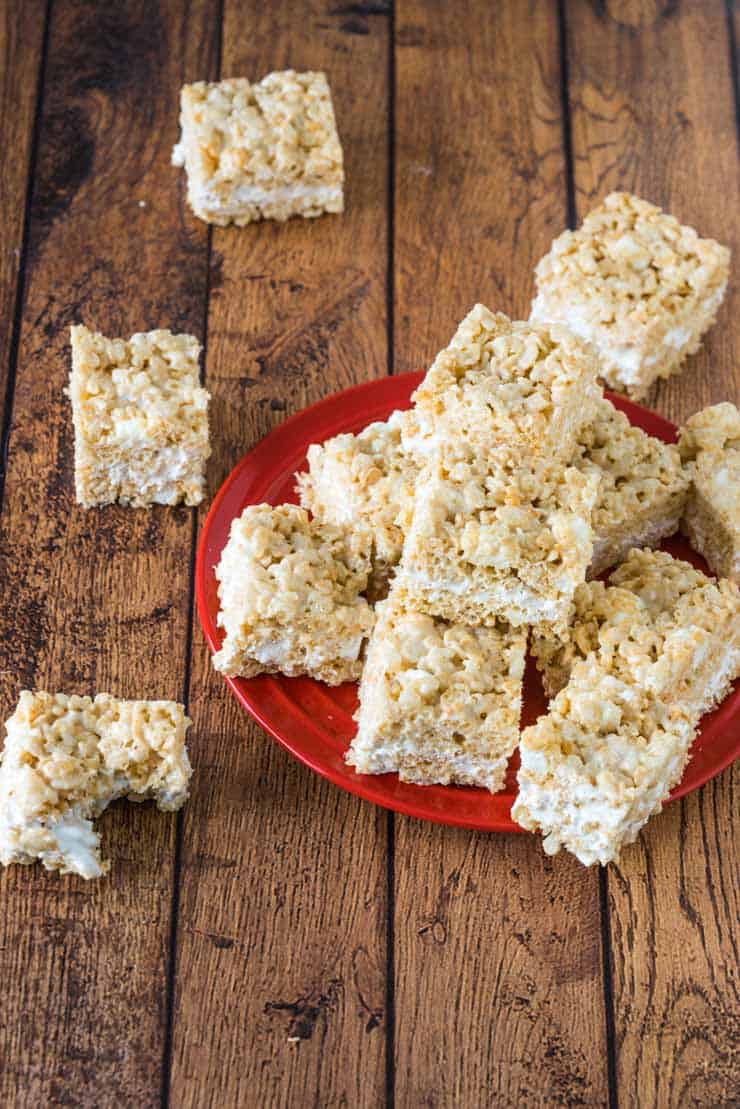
[204,186,736,867]
[343,306,604,790]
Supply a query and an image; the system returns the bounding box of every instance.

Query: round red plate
[196,374,740,831]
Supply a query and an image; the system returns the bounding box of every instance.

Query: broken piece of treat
[172,71,344,225]
[531,192,729,398]
[679,402,740,582]
[69,324,210,508]
[213,503,374,684]
[348,590,526,793]
[0,691,192,879]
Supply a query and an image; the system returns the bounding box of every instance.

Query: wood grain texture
[0,1,47,439]
[167,3,391,1106]
[0,2,216,1106]
[392,2,609,1105]
[565,1,740,1104]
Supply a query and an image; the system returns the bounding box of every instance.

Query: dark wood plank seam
[0,0,53,510]
[160,4,225,1102]
[727,1,740,137]
[386,3,396,1105]
[559,4,619,1106]
[557,0,576,230]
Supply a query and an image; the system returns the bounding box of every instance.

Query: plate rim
[196,373,740,832]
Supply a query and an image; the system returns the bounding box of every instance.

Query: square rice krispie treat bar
[0,691,192,879]
[576,397,688,576]
[172,71,343,226]
[213,504,374,684]
[533,547,712,696]
[405,304,601,467]
[531,192,730,399]
[347,592,526,793]
[69,324,210,508]
[394,449,600,629]
[679,403,740,582]
[517,549,740,865]
[297,409,418,585]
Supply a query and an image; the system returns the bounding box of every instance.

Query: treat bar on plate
[172,71,344,226]
[0,692,192,879]
[404,304,601,466]
[297,409,417,587]
[69,324,211,508]
[213,504,374,684]
[530,192,730,399]
[575,397,688,576]
[532,547,711,696]
[394,448,599,629]
[679,402,740,582]
[347,591,526,793]
[516,549,740,865]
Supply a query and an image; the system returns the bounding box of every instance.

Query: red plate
[196,374,740,831]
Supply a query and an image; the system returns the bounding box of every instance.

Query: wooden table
[1,2,738,1105]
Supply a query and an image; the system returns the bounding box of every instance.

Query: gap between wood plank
[559,5,619,1106]
[160,5,225,1103]
[727,0,740,135]
[0,0,53,510]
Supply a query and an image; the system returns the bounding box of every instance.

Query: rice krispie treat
[69,325,211,508]
[531,192,730,399]
[297,409,418,587]
[517,551,740,865]
[533,547,711,696]
[172,71,343,226]
[679,403,740,582]
[404,304,601,467]
[213,504,374,684]
[394,449,600,629]
[0,691,192,879]
[347,593,526,793]
[576,398,688,576]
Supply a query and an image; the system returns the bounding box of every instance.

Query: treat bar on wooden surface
[679,402,740,582]
[517,549,740,865]
[347,592,526,793]
[297,409,417,585]
[69,324,210,508]
[576,397,688,576]
[530,192,730,399]
[0,692,192,879]
[213,504,374,684]
[404,304,601,466]
[172,71,344,226]
[394,448,599,629]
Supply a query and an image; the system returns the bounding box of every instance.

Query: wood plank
[392,2,609,1105]
[0,1,47,441]
[565,1,740,1104]
[0,2,216,1105]
[167,4,390,1106]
